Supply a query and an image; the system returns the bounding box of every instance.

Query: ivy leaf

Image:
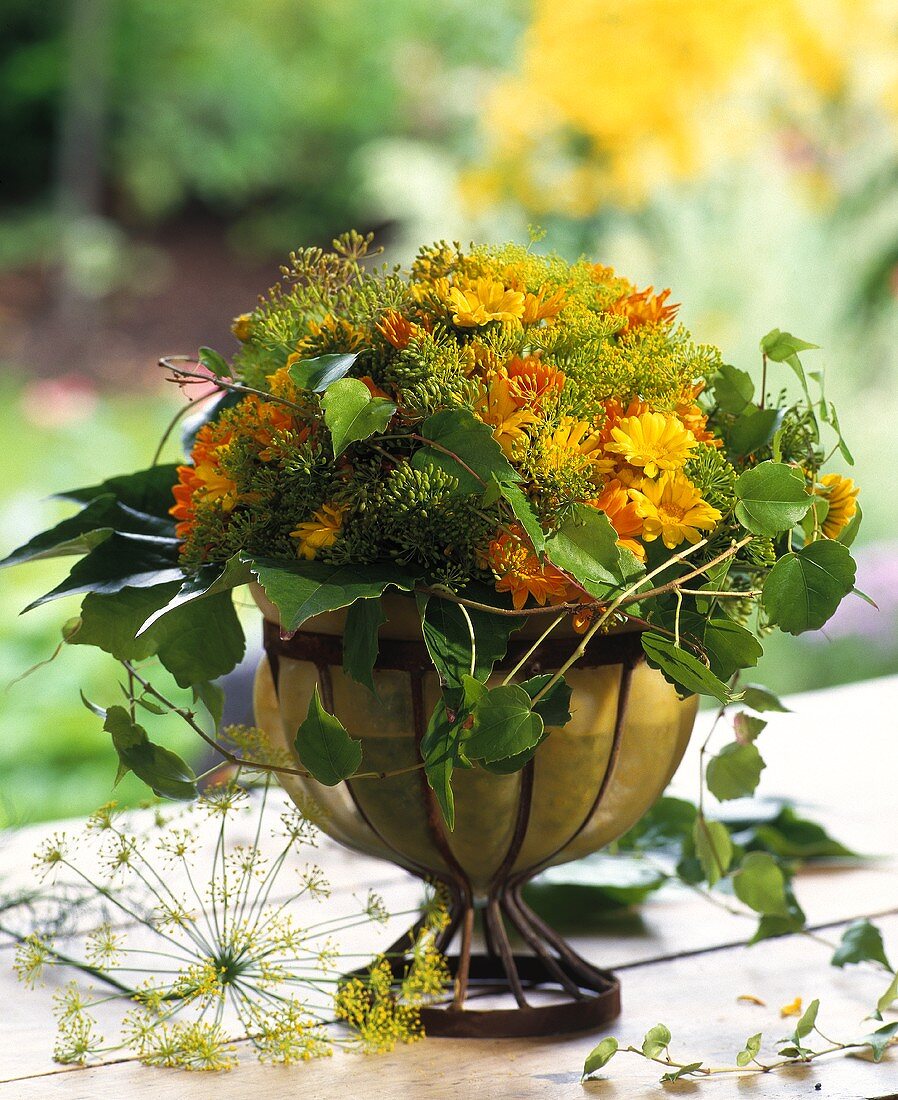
[877,973,898,1015]
[545,505,642,596]
[659,1063,704,1083]
[520,674,572,727]
[736,1033,762,1067]
[762,540,856,635]
[103,705,197,800]
[727,407,784,457]
[412,408,519,493]
[321,378,396,456]
[22,533,184,612]
[734,713,767,744]
[792,998,820,1042]
[582,1036,618,1077]
[707,742,766,802]
[713,363,754,415]
[294,686,362,786]
[860,1021,898,1063]
[831,920,892,971]
[288,352,360,392]
[744,806,855,860]
[59,464,181,517]
[741,684,790,713]
[342,598,386,694]
[197,346,231,377]
[693,817,733,885]
[733,852,790,916]
[641,1023,672,1059]
[250,559,413,633]
[641,633,732,704]
[702,619,763,681]
[734,461,812,536]
[761,329,820,361]
[749,889,807,943]
[465,684,544,763]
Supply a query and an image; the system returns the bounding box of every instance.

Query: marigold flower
[610,286,679,331]
[505,355,566,407]
[291,504,345,560]
[591,479,646,560]
[539,417,610,479]
[486,525,571,611]
[522,286,566,324]
[606,410,697,478]
[675,382,721,448]
[376,310,417,350]
[476,374,538,458]
[296,314,366,354]
[817,473,859,539]
[448,278,526,327]
[629,472,721,549]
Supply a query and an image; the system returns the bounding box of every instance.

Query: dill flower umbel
[629,472,722,548]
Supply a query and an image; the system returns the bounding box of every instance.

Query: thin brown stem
[158,357,306,414]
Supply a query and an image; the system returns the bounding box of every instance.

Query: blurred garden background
[2,0,897,823]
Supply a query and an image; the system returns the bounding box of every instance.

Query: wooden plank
[2,915,895,1099]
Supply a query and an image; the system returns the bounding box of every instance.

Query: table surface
[1,675,896,1100]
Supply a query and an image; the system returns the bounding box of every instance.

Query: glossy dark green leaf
[465,683,544,763]
[288,352,361,392]
[744,806,855,860]
[412,408,519,493]
[198,346,231,377]
[762,540,856,635]
[734,461,812,536]
[706,742,766,801]
[498,480,546,554]
[250,559,413,633]
[641,632,732,704]
[713,363,754,415]
[421,702,463,830]
[104,705,197,800]
[60,464,181,517]
[293,686,362,786]
[520,674,572,727]
[733,852,790,916]
[726,406,784,457]
[321,378,396,456]
[342,598,386,693]
[137,554,252,634]
[418,593,521,688]
[831,919,891,971]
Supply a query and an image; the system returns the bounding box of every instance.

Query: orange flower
[486,525,571,611]
[591,479,646,561]
[359,375,392,401]
[610,286,679,332]
[505,355,566,407]
[818,474,859,539]
[376,309,417,350]
[476,373,539,458]
[676,382,721,448]
[522,286,567,324]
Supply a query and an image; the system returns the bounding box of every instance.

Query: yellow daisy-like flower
[476,373,538,458]
[231,313,252,341]
[290,503,345,560]
[606,411,697,478]
[521,285,566,324]
[818,473,859,539]
[448,278,526,327]
[629,473,721,549]
[192,462,238,512]
[540,417,611,479]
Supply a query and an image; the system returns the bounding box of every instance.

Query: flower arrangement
[4,232,860,832]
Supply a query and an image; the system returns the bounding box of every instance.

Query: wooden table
[2,676,896,1099]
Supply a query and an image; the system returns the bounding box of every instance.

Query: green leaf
[702,619,763,681]
[137,554,252,634]
[749,896,807,943]
[761,329,819,361]
[293,686,362,786]
[73,583,245,688]
[418,592,522,688]
[762,540,856,635]
[545,505,642,596]
[193,681,225,730]
[660,1063,704,1083]
[733,713,767,744]
[421,703,463,830]
[250,559,413,633]
[792,998,819,1042]
[727,407,784,457]
[693,817,733,885]
[745,806,855,860]
[198,346,231,377]
[641,1023,672,1059]
[582,1036,618,1077]
[877,973,898,1016]
[520,674,572,727]
[103,705,197,800]
[734,461,812,536]
[321,378,396,456]
[860,1021,898,1063]
[59,464,181,517]
[465,683,544,763]
[342,598,386,693]
[707,742,766,802]
[641,633,732,704]
[831,920,892,971]
[713,363,754,415]
[498,480,546,554]
[741,684,790,713]
[288,352,361,392]
[836,502,862,547]
[733,852,790,916]
[22,533,183,612]
[412,408,519,493]
[736,1033,762,1067]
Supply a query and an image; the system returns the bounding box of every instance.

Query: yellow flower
[522,286,566,324]
[609,286,679,332]
[192,462,238,512]
[780,997,803,1019]
[606,411,697,478]
[629,473,721,549]
[539,417,610,479]
[817,473,859,539]
[448,278,526,327]
[231,313,252,341]
[290,504,345,560]
[476,374,538,458]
